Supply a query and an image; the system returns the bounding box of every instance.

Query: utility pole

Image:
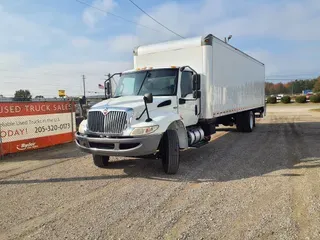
[82,75,86,97]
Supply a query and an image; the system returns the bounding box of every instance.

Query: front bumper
[75,132,162,157]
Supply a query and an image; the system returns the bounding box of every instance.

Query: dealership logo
[16,142,39,151]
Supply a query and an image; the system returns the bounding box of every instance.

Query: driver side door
[178,71,199,127]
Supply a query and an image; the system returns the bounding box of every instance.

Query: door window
[180,71,193,98]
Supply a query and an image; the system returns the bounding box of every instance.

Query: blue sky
[1,0,320,97]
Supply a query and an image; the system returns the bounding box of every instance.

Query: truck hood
[91,96,174,114]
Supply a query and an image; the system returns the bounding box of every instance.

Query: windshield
[114,69,178,97]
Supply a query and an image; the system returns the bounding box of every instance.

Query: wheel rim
[249,112,253,129]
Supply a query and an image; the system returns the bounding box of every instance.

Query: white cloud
[82,0,116,28]
[0,61,131,97]
[71,37,92,48]
[130,0,320,42]
[0,5,68,48]
[0,52,24,70]
[107,34,140,52]
[247,48,320,77]
[206,1,320,41]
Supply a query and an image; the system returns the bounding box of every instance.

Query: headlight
[130,125,159,136]
[78,120,87,134]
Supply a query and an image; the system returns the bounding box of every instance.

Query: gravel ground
[0,104,320,240]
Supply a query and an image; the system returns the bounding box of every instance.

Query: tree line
[265,76,320,96]
[0,90,44,101]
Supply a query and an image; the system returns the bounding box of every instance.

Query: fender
[151,112,188,149]
[167,120,188,149]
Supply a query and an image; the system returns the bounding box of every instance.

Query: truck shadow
[0,122,319,185]
[119,121,320,182]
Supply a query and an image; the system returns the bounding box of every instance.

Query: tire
[161,130,180,174]
[236,111,254,132]
[93,155,110,168]
[236,112,245,132]
[236,114,244,132]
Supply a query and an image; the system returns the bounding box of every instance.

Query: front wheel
[161,130,180,174]
[93,155,110,168]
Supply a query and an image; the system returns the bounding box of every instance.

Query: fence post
[70,99,75,141]
[0,123,3,160]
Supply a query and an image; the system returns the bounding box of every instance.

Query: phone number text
[35,123,71,133]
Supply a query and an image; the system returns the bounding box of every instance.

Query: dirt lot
[0,104,320,240]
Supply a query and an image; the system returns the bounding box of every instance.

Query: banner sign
[0,101,75,155]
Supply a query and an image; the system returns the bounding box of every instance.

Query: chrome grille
[104,111,127,134]
[88,111,104,132]
[88,110,128,134]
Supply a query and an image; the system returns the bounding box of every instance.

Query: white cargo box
[134,34,265,119]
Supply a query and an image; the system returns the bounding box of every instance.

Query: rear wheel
[236,111,254,132]
[161,130,180,174]
[93,155,110,168]
[236,114,244,132]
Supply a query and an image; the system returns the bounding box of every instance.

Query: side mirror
[143,93,153,104]
[193,90,201,99]
[192,74,201,90]
[106,80,111,98]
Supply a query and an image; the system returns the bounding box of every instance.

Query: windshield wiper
[137,72,150,95]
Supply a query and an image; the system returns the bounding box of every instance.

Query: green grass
[267,102,320,106]
[310,108,320,112]
[267,102,303,106]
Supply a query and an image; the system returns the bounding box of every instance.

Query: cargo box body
[134,34,265,120]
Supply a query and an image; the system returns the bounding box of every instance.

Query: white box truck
[76,34,265,174]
